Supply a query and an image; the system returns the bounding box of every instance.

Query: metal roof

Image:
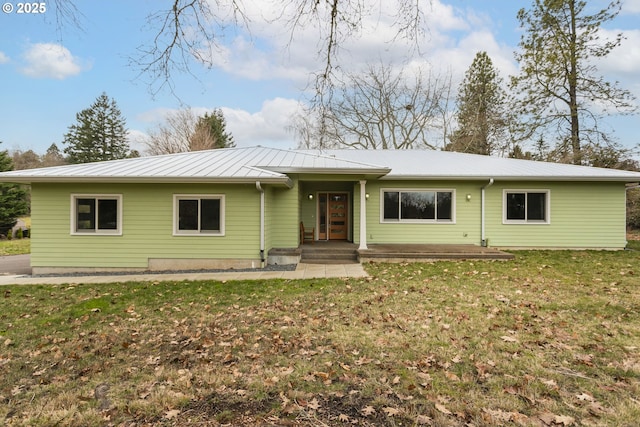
[311,149,640,182]
[1,146,639,184]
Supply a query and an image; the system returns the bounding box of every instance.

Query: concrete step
[300,247,358,264]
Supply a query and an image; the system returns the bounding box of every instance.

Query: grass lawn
[1,251,639,426]
[0,238,30,256]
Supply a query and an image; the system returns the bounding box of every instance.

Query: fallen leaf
[576,392,594,402]
[416,414,432,424]
[361,405,376,416]
[444,371,460,382]
[338,413,349,422]
[435,403,452,415]
[538,412,557,425]
[383,406,400,416]
[164,409,180,419]
[588,402,608,416]
[501,335,518,343]
[307,398,320,410]
[555,415,575,426]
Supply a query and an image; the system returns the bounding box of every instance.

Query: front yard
[1,250,639,426]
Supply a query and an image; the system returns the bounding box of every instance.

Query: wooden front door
[328,193,348,239]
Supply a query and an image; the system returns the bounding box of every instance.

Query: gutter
[481,179,494,247]
[256,181,265,266]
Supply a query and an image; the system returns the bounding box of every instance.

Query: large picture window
[174,195,224,235]
[504,190,549,223]
[382,189,454,222]
[71,194,122,235]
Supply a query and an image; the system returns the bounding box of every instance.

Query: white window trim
[173,194,225,236]
[70,194,123,236]
[502,189,551,225]
[379,188,456,224]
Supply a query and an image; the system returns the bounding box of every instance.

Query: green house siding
[31,182,268,269]
[360,181,482,245]
[484,182,627,248]
[267,178,299,248]
[28,178,629,271]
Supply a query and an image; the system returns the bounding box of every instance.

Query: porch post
[358,180,368,250]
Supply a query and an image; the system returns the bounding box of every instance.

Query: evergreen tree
[510,0,636,165]
[63,92,131,163]
[191,109,235,150]
[0,142,29,237]
[447,52,509,156]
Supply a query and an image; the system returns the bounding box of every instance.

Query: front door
[318,192,349,240]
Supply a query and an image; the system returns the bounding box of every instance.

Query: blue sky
[1,0,639,156]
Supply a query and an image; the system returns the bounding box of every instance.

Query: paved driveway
[0,254,31,275]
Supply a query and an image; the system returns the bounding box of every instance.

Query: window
[382,189,454,222]
[174,195,224,235]
[504,190,549,223]
[71,194,122,235]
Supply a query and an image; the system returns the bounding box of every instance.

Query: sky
[0,0,639,156]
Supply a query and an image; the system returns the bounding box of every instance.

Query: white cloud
[136,98,304,150]
[221,98,303,149]
[597,29,640,75]
[127,129,150,153]
[0,52,9,64]
[621,0,640,14]
[20,43,86,79]
[197,0,520,99]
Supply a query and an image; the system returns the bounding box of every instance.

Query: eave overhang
[1,176,294,188]
[380,175,640,183]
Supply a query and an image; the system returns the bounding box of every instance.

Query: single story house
[1,146,639,274]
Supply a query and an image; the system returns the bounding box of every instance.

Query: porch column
[359,180,368,250]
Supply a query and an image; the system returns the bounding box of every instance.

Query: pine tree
[63,92,131,163]
[447,52,509,156]
[0,142,29,237]
[510,0,636,165]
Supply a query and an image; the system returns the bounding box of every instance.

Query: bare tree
[296,62,452,149]
[49,1,430,101]
[144,109,194,155]
[144,107,233,155]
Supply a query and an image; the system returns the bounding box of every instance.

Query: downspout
[256,181,265,267]
[481,179,494,247]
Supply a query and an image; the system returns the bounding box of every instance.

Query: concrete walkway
[0,263,368,286]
